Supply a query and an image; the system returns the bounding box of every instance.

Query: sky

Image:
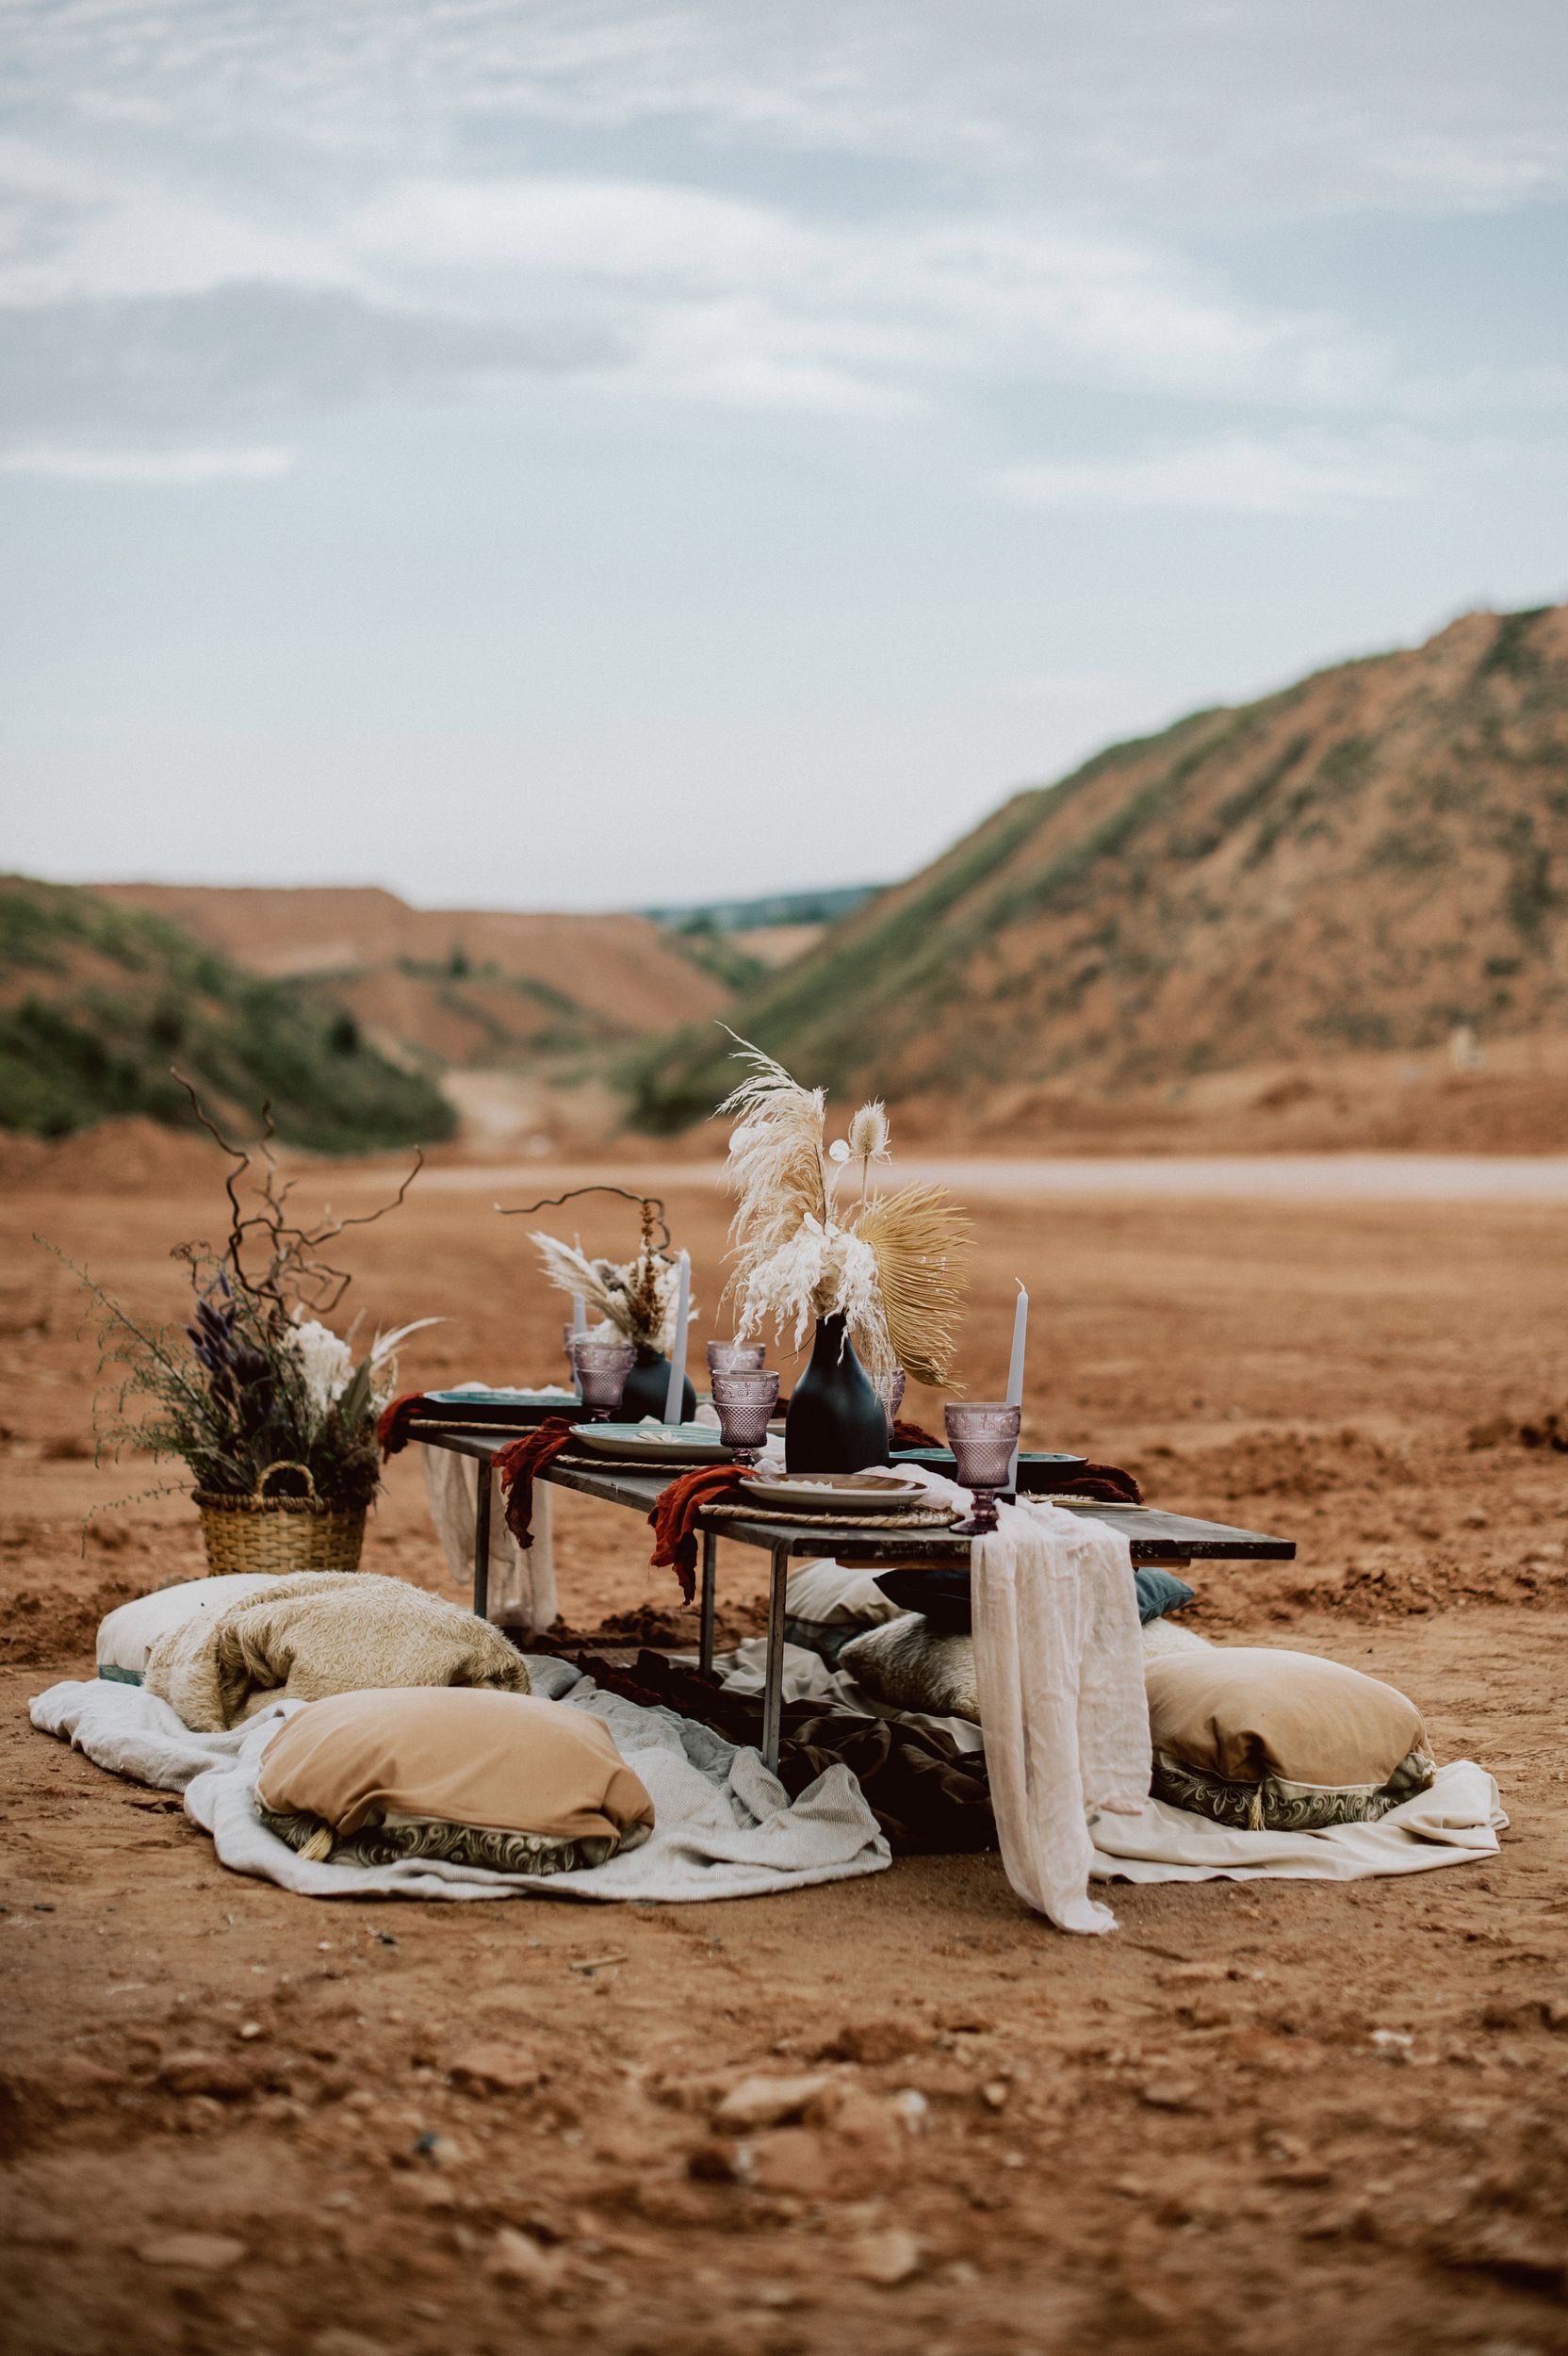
[2,1,1566,912]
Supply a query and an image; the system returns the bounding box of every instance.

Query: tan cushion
[256,1688,654,1843]
[1145,1647,1426,1789]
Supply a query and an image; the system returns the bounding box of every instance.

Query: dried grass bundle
[855,1184,971,1390]
[717,1035,971,1386]
[529,1233,627,1327]
[530,1231,688,1354]
[718,1039,828,1295]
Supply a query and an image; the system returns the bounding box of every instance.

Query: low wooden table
[415,1424,1296,1774]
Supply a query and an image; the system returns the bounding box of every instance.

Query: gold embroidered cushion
[1145,1646,1433,1831]
[255,1687,655,1847]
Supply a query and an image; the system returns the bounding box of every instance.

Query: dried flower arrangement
[720,1039,969,1387]
[514,1186,697,1358]
[59,1089,433,1513]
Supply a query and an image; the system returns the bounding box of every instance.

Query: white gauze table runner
[889,1467,1150,1933]
[972,1496,1150,1933]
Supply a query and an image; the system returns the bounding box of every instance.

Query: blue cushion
[873,1562,1195,1633]
[1134,1565,1196,1623]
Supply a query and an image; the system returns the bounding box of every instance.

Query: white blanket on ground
[1088,1761,1504,1882]
[29,1659,889,1905]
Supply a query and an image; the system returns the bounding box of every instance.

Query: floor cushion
[255,1686,655,1873]
[97,1574,284,1684]
[837,1615,980,1724]
[871,1562,1195,1634]
[784,1557,902,1666]
[1145,1645,1435,1831]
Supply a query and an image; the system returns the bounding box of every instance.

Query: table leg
[699,1530,718,1676]
[472,1461,492,1623]
[760,1541,789,1777]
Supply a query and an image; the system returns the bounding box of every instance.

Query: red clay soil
[3,1156,1567,2356]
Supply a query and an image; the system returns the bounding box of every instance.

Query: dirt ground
[4,1146,1568,2356]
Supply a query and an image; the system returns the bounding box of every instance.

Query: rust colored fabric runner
[646,1463,753,1604]
[376,1391,429,1460]
[492,1418,579,1546]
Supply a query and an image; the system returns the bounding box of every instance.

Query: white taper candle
[571,1293,587,1335]
[663,1251,691,1426]
[1005,1279,1028,1490]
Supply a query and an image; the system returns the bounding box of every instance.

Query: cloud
[0,4,1558,475]
[8,1,1566,217]
[0,280,624,460]
[992,434,1431,518]
[0,442,295,483]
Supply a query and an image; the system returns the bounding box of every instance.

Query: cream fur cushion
[97,1574,284,1684]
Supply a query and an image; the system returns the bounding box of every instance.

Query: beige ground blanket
[143,1573,531,1731]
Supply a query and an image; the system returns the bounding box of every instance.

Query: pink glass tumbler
[570,1336,633,1421]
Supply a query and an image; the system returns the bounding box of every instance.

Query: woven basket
[193,1461,367,1578]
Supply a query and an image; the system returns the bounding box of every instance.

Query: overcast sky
[3,1,1566,911]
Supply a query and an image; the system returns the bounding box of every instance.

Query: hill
[94,885,728,1073]
[629,604,1568,1135]
[0,876,455,1152]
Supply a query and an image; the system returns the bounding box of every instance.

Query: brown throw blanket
[575,1648,996,1857]
[1037,1461,1142,1505]
[143,1572,531,1732]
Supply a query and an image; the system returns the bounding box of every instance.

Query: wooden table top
[417,1426,1295,1567]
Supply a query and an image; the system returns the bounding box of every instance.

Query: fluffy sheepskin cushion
[1145,1646,1434,1831]
[97,1574,284,1684]
[255,1687,655,1874]
[837,1614,980,1724]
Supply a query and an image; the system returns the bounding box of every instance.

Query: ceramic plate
[743,1471,928,1515]
[571,1422,734,1464]
[425,1388,576,1407]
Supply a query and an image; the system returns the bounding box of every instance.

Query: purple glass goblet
[570,1336,633,1421]
[944,1401,1021,1537]
[707,1339,767,1376]
[710,1369,780,1466]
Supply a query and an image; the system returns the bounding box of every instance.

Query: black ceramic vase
[621,1348,696,1423]
[784,1314,888,1474]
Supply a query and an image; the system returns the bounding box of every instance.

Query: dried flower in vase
[526,1193,696,1358]
[719,1038,968,1388]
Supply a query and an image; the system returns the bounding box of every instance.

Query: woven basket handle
[253,1460,319,1506]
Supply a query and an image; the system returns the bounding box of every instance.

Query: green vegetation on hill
[645,883,883,931]
[628,605,1568,1130]
[0,877,457,1151]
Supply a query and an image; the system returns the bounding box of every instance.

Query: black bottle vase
[621,1347,695,1423]
[784,1314,888,1474]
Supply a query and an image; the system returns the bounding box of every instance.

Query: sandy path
[420,1153,1568,1203]
[4,1168,1568,2353]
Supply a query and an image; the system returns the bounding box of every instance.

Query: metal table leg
[472,1461,492,1623]
[760,1541,789,1776]
[699,1530,718,1676]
